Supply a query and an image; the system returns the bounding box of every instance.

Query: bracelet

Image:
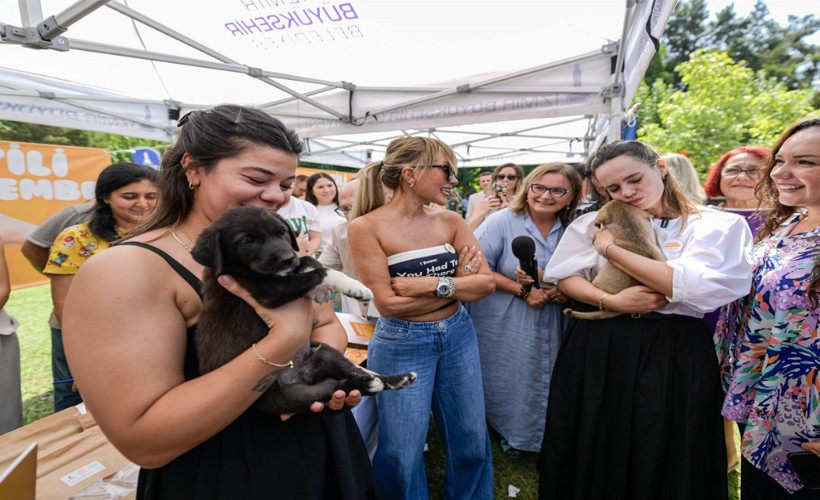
[604,243,617,260]
[598,293,609,311]
[516,285,530,300]
[251,343,294,369]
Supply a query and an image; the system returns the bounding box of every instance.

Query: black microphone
[511,235,540,289]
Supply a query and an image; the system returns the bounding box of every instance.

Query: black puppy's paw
[381,372,417,391]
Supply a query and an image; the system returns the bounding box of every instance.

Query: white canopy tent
[0,0,675,168]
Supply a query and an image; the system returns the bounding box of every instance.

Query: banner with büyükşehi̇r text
[0,140,111,289]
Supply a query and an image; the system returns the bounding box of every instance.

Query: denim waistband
[377,304,468,331]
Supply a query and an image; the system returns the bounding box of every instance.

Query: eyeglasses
[496,174,518,181]
[335,206,352,217]
[431,164,456,180]
[722,167,761,179]
[530,184,569,198]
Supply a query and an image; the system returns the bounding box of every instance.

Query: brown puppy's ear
[191,229,225,276]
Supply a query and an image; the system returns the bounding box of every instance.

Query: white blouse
[543,206,755,318]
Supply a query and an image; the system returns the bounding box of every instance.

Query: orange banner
[0,141,111,289]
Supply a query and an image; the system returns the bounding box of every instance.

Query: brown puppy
[563,200,665,320]
[191,206,416,415]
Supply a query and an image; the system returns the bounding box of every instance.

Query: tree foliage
[0,120,167,163]
[650,0,819,94]
[635,49,815,174]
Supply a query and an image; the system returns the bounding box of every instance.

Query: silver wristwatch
[435,277,456,298]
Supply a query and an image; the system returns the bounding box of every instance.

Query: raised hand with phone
[466,163,524,230]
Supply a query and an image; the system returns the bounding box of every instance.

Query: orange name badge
[663,240,683,251]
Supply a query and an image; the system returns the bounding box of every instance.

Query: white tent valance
[0,0,676,167]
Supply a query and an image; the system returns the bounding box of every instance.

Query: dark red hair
[704,146,770,198]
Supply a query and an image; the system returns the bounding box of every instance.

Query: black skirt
[538,312,727,500]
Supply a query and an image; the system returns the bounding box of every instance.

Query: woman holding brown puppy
[538,140,754,500]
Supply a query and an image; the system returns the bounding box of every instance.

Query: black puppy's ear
[287,222,299,251]
[191,229,224,276]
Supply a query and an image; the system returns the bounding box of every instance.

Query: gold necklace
[170,229,193,253]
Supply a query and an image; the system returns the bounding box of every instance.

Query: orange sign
[0,141,111,288]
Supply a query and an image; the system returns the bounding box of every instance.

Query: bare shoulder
[71,244,179,316]
[348,211,383,238]
[437,207,468,226]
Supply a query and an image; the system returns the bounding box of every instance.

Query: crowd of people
[0,105,817,500]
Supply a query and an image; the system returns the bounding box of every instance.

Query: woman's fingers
[457,246,483,276]
[801,441,820,456]
[298,389,363,418]
[218,274,259,307]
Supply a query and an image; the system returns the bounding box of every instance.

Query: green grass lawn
[6,283,738,499]
[6,284,55,425]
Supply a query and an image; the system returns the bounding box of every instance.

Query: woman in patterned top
[717,116,820,499]
[43,162,158,409]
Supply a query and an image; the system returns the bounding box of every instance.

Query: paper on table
[336,312,375,349]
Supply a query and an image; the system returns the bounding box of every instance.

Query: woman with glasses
[348,136,496,499]
[305,172,346,257]
[465,163,582,459]
[538,140,754,500]
[467,162,525,230]
[704,146,771,235]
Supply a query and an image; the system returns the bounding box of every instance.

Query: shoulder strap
[119,241,202,297]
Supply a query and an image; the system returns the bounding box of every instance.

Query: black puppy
[191,206,416,415]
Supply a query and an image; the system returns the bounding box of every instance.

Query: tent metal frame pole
[363,50,604,119]
[17,0,44,26]
[67,39,346,119]
[606,0,637,143]
[103,1,349,120]
[0,88,167,105]
[0,78,173,135]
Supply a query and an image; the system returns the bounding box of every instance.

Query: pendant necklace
[170,228,193,253]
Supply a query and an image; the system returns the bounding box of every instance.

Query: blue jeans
[368,305,493,500]
[52,327,83,411]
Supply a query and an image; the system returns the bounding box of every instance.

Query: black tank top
[120,242,380,500]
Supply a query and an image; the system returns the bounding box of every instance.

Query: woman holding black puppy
[62,105,379,499]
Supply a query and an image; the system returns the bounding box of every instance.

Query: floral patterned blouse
[43,222,121,275]
[715,211,820,492]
